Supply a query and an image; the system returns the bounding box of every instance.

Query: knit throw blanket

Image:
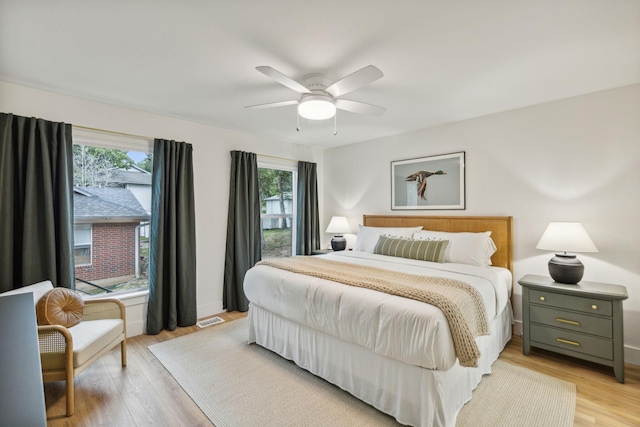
[257,256,489,368]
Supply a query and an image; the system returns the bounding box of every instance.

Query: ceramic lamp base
[548,253,584,284]
[331,235,346,251]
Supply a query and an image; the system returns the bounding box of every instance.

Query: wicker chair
[1,281,127,416]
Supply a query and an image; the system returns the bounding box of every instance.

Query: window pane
[73,144,152,296]
[259,167,295,259]
[74,246,91,266]
[261,226,293,258]
[74,224,92,245]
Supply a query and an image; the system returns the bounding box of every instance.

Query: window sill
[83,289,149,307]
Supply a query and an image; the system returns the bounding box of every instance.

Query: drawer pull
[556,318,580,326]
[591,304,598,310]
[539,296,546,301]
[556,338,580,346]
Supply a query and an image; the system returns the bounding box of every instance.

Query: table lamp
[326,216,350,251]
[535,222,598,284]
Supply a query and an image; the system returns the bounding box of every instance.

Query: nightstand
[518,274,628,383]
[311,249,333,255]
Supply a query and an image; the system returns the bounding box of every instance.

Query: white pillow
[0,280,55,307]
[413,230,497,267]
[354,225,423,253]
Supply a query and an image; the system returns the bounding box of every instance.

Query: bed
[243,215,513,427]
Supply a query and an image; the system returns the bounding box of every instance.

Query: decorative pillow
[353,225,423,253]
[36,288,85,328]
[413,230,497,267]
[374,235,449,263]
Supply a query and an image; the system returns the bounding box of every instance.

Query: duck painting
[405,170,447,200]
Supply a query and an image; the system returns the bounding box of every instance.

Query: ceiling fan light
[298,95,336,120]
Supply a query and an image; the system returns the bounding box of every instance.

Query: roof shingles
[74,187,150,221]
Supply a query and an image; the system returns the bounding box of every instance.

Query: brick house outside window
[73,187,150,293]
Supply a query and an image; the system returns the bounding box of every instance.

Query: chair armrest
[38,325,73,371]
[82,298,126,321]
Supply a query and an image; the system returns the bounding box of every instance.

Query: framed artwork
[391,151,465,210]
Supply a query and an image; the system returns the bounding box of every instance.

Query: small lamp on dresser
[535,221,598,284]
[326,216,350,251]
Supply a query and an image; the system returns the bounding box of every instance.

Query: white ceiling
[1,1,639,149]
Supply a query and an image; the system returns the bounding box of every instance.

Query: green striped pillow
[373,235,449,263]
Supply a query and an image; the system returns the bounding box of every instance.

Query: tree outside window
[259,167,295,259]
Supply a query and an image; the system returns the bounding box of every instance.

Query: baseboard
[512,319,523,337]
[117,297,223,338]
[198,300,223,320]
[625,345,640,366]
[127,318,146,337]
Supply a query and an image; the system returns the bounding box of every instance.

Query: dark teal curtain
[146,138,197,334]
[0,113,74,292]
[223,151,261,312]
[296,161,320,255]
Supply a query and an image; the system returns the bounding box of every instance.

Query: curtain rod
[72,124,153,141]
[257,153,298,163]
[73,127,300,163]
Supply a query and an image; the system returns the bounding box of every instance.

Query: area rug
[148,318,576,427]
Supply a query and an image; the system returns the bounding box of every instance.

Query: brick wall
[75,222,138,282]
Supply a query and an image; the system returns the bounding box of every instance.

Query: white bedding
[243,251,512,370]
[247,303,512,427]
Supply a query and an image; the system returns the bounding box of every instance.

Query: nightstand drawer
[530,324,613,360]
[530,305,612,338]
[530,289,612,316]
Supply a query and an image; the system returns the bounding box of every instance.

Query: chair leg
[65,373,74,416]
[121,339,127,367]
[64,335,75,417]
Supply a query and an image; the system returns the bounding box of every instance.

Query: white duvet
[243,251,512,370]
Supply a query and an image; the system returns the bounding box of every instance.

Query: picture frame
[391,151,465,210]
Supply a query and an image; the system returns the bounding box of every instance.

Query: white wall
[323,84,640,364]
[0,81,324,335]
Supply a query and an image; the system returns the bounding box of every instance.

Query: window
[72,128,153,296]
[73,224,92,266]
[258,162,297,259]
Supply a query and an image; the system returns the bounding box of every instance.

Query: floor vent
[196,316,225,328]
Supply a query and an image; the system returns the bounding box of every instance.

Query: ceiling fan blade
[335,99,386,116]
[326,65,383,97]
[256,66,311,94]
[245,100,299,110]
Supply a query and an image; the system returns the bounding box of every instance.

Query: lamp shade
[326,216,350,251]
[325,216,350,234]
[536,222,598,284]
[535,222,598,253]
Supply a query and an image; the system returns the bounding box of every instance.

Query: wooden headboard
[363,215,513,272]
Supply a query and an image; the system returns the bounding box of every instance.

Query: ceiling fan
[245,65,386,125]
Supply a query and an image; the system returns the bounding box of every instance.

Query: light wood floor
[45,312,639,426]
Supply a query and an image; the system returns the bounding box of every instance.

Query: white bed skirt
[247,304,512,427]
